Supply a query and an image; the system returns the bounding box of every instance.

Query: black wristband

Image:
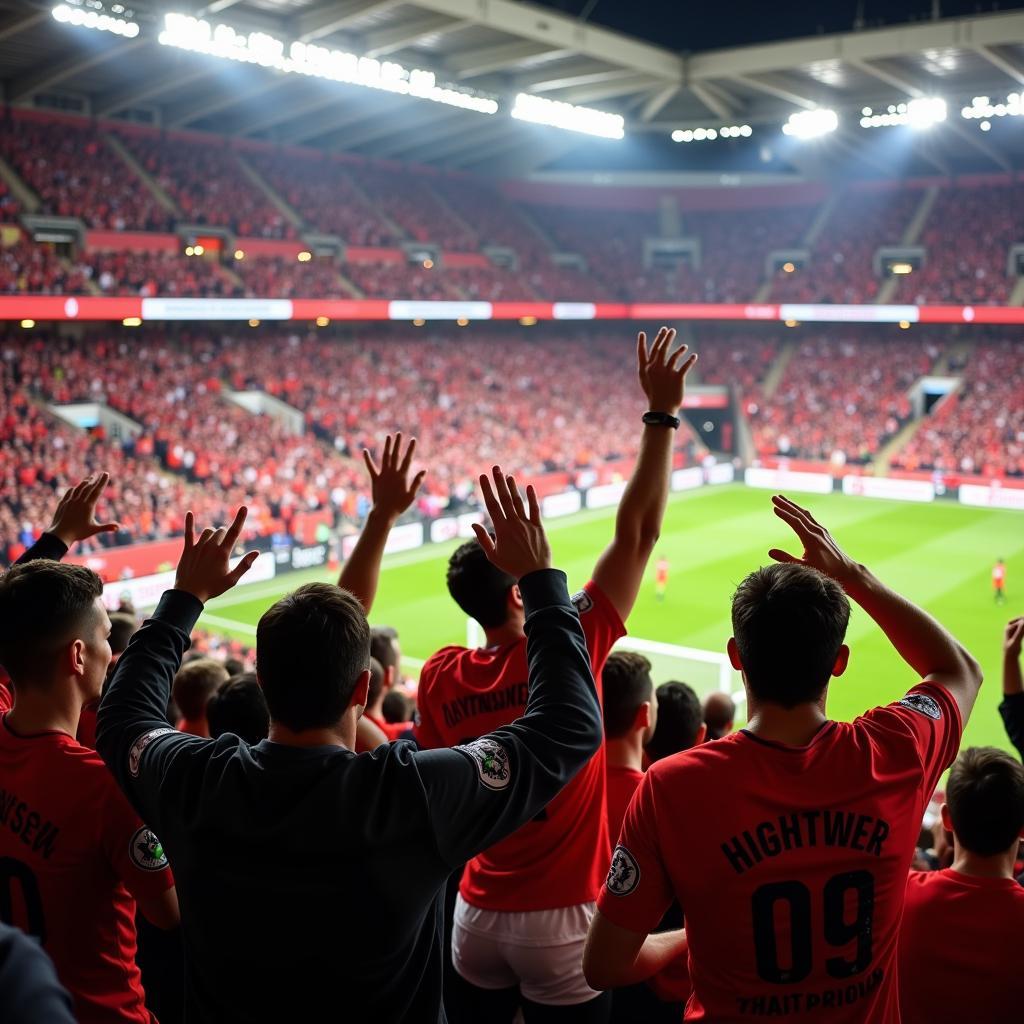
[642,410,681,430]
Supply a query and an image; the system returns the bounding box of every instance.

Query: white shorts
[452,894,601,1006]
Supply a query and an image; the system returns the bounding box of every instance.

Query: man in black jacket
[96,464,602,1023]
[1002,616,1024,761]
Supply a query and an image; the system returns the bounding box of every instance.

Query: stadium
[0,0,1022,1021]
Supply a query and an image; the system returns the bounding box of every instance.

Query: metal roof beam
[296,0,400,43]
[410,0,683,82]
[559,73,660,106]
[165,76,290,129]
[447,40,567,79]
[362,13,467,57]
[850,59,924,97]
[518,64,641,94]
[640,84,681,122]
[973,44,1024,88]
[730,73,819,109]
[9,37,147,102]
[0,8,46,44]
[690,82,734,121]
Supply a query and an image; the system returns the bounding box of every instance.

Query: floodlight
[671,129,684,142]
[122,317,142,327]
[891,263,913,275]
[52,4,139,38]
[782,108,838,139]
[20,319,35,329]
[905,97,946,129]
[511,93,624,139]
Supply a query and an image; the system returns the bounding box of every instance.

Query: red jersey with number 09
[0,716,174,1024]
[415,580,624,911]
[598,683,962,1022]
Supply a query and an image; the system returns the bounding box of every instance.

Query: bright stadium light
[782,108,838,139]
[511,93,624,139]
[52,3,140,38]
[671,123,751,143]
[158,14,498,115]
[962,93,1024,124]
[860,98,945,129]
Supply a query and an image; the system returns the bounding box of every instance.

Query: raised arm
[336,433,425,614]
[97,507,259,807]
[592,327,698,623]
[416,466,603,865]
[770,494,983,722]
[14,472,120,565]
[1000,617,1024,760]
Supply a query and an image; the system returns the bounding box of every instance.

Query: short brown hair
[602,652,653,738]
[172,659,229,719]
[0,561,103,682]
[731,563,850,709]
[256,584,370,732]
[946,747,1024,856]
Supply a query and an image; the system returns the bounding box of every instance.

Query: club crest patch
[607,845,640,896]
[571,590,594,615]
[128,728,174,777]
[898,692,942,720]
[458,738,511,791]
[129,827,169,872]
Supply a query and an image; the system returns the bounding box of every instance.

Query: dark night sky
[531,1,1024,52]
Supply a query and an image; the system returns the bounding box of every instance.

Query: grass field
[201,484,1024,753]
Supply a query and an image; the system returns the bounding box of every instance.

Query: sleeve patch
[129,827,169,872]
[456,738,511,791]
[129,727,175,777]
[898,692,942,720]
[606,844,641,896]
[571,590,594,615]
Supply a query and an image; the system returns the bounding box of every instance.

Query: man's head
[703,691,736,741]
[602,652,657,744]
[382,689,411,725]
[447,539,521,632]
[256,584,370,733]
[172,659,229,723]
[370,625,401,700]
[108,612,138,658]
[0,561,109,699]
[646,681,704,762]
[943,747,1024,858]
[366,657,386,711]
[206,673,270,745]
[729,563,850,710]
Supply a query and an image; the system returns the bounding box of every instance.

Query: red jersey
[606,763,644,847]
[366,713,411,741]
[598,683,962,1022]
[993,564,1006,587]
[899,868,1024,1021]
[77,700,99,749]
[656,561,670,585]
[416,580,624,911]
[0,715,174,1024]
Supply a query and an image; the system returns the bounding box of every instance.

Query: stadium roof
[5,0,1024,178]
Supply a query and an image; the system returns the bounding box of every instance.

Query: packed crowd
[0,329,1019,1024]
[0,237,88,295]
[85,250,236,298]
[891,339,1024,477]
[0,328,703,562]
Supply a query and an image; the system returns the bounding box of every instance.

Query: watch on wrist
[642,410,681,430]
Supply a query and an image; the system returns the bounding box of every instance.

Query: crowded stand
[747,334,940,463]
[0,115,173,231]
[342,258,462,299]
[0,237,88,295]
[114,132,297,239]
[85,250,235,298]
[234,254,346,299]
[770,188,920,303]
[243,151,398,246]
[890,339,1024,477]
[895,182,1024,304]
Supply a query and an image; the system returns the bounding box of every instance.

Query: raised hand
[1005,617,1024,658]
[47,472,121,547]
[174,507,259,605]
[472,466,551,581]
[363,433,426,522]
[768,495,861,587]
[637,326,698,415]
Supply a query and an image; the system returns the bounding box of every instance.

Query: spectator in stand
[702,691,736,741]
[206,672,270,745]
[412,329,697,1023]
[644,681,705,763]
[0,923,76,1024]
[0,474,179,1024]
[602,652,657,842]
[899,747,1024,1021]
[1000,616,1024,762]
[382,688,413,725]
[365,625,409,739]
[95,451,603,1022]
[77,611,139,749]
[172,658,229,737]
[584,495,982,1020]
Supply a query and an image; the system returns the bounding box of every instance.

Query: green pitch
[202,485,1024,753]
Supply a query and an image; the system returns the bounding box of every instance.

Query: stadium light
[860,98,946,129]
[315,316,330,327]
[672,124,751,143]
[422,259,434,269]
[511,93,624,139]
[52,3,139,38]
[297,251,312,263]
[782,108,838,140]
[234,249,245,261]
[891,262,914,275]
[962,93,1024,123]
[122,317,142,327]
[158,14,498,115]
[20,319,35,329]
